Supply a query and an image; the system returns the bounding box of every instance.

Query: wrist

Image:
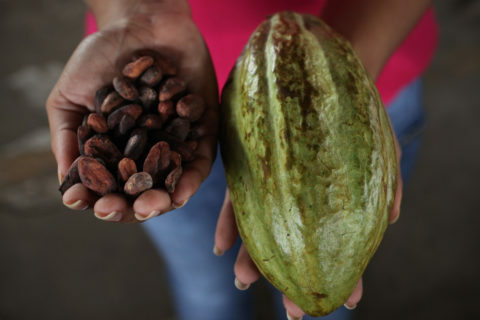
[86,0,191,30]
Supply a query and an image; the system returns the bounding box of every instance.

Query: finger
[283,295,305,320]
[344,278,363,310]
[214,189,238,256]
[390,134,403,224]
[46,93,86,179]
[133,189,172,220]
[233,243,261,290]
[170,133,216,207]
[94,193,136,223]
[389,170,403,224]
[62,183,98,211]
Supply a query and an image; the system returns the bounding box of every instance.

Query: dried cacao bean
[101,91,125,114]
[124,172,153,196]
[143,141,171,183]
[124,128,147,160]
[139,114,163,130]
[122,56,154,79]
[84,135,122,166]
[170,151,182,168]
[59,157,82,195]
[176,94,206,122]
[87,113,108,133]
[158,77,186,101]
[139,65,163,87]
[78,156,117,195]
[118,114,136,136]
[95,85,111,114]
[165,166,183,193]
[118,157,137,184]
[113,76,139,101]
[107,104,143,130]
[158,100,175,123]
[165,118,190,141]
[139,86,157,110]
[77,124,91,155]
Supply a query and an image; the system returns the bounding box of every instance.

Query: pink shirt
[86,1,437,105]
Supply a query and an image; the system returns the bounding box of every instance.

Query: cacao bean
[170,151,182,168]
[139,65,163,87]
[176,94,206,122]
[87,113,108,133]
[158,77,186,101]
[138,86,157,110]
[158,100,175,123]
[143,141,171,183]
[165,118,190,141]
[78,156,117,195]
[139,114,163,130]
[122,56,154,79]
[113,76,139,101]
[118,157,137,184]
[124,128,147,160]
[59,157,82,195]
[165,166,183,193]
[101,91,125,114]
[118,114,136,136]
[84,135,122,166]
[95,85,111,114]
[124,172,153,196]
[77,124,92,155]
[107,104,143,130]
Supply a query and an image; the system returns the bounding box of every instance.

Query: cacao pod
[220,12,397,316]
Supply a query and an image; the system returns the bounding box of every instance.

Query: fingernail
[234,277,250,291]
[390,211,400,224]
[58,169,64,185]
[134,210,160,221]
[286,312,303,320]
[94,211,122,222]
[64,200,89,211]
[173,199,188,209]
[213,246,224,256]
[344,303,357,310]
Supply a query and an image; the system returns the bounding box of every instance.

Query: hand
[47,5,218,222]
[214,135,403,319]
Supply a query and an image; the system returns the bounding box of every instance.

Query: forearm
[84,0,191,30]
[321,0,432,80]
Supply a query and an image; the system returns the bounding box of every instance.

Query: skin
[47,0,431,318]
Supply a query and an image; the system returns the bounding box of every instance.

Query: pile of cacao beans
[59,52,205,198]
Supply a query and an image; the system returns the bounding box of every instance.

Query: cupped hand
[214,135,403,318]
[47,10,218,223]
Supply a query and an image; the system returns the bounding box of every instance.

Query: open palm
[47,13,218,222]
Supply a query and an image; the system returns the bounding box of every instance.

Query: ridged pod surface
[220,12,397,316]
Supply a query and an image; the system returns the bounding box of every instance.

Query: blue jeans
[142,79,425,320]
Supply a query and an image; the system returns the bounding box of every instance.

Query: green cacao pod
[220,11,397,316]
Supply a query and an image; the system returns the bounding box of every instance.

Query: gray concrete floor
[0,1,479,319]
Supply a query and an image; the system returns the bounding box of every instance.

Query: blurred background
[0,1,479,319]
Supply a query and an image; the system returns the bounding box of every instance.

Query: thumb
[46,89,85,182]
